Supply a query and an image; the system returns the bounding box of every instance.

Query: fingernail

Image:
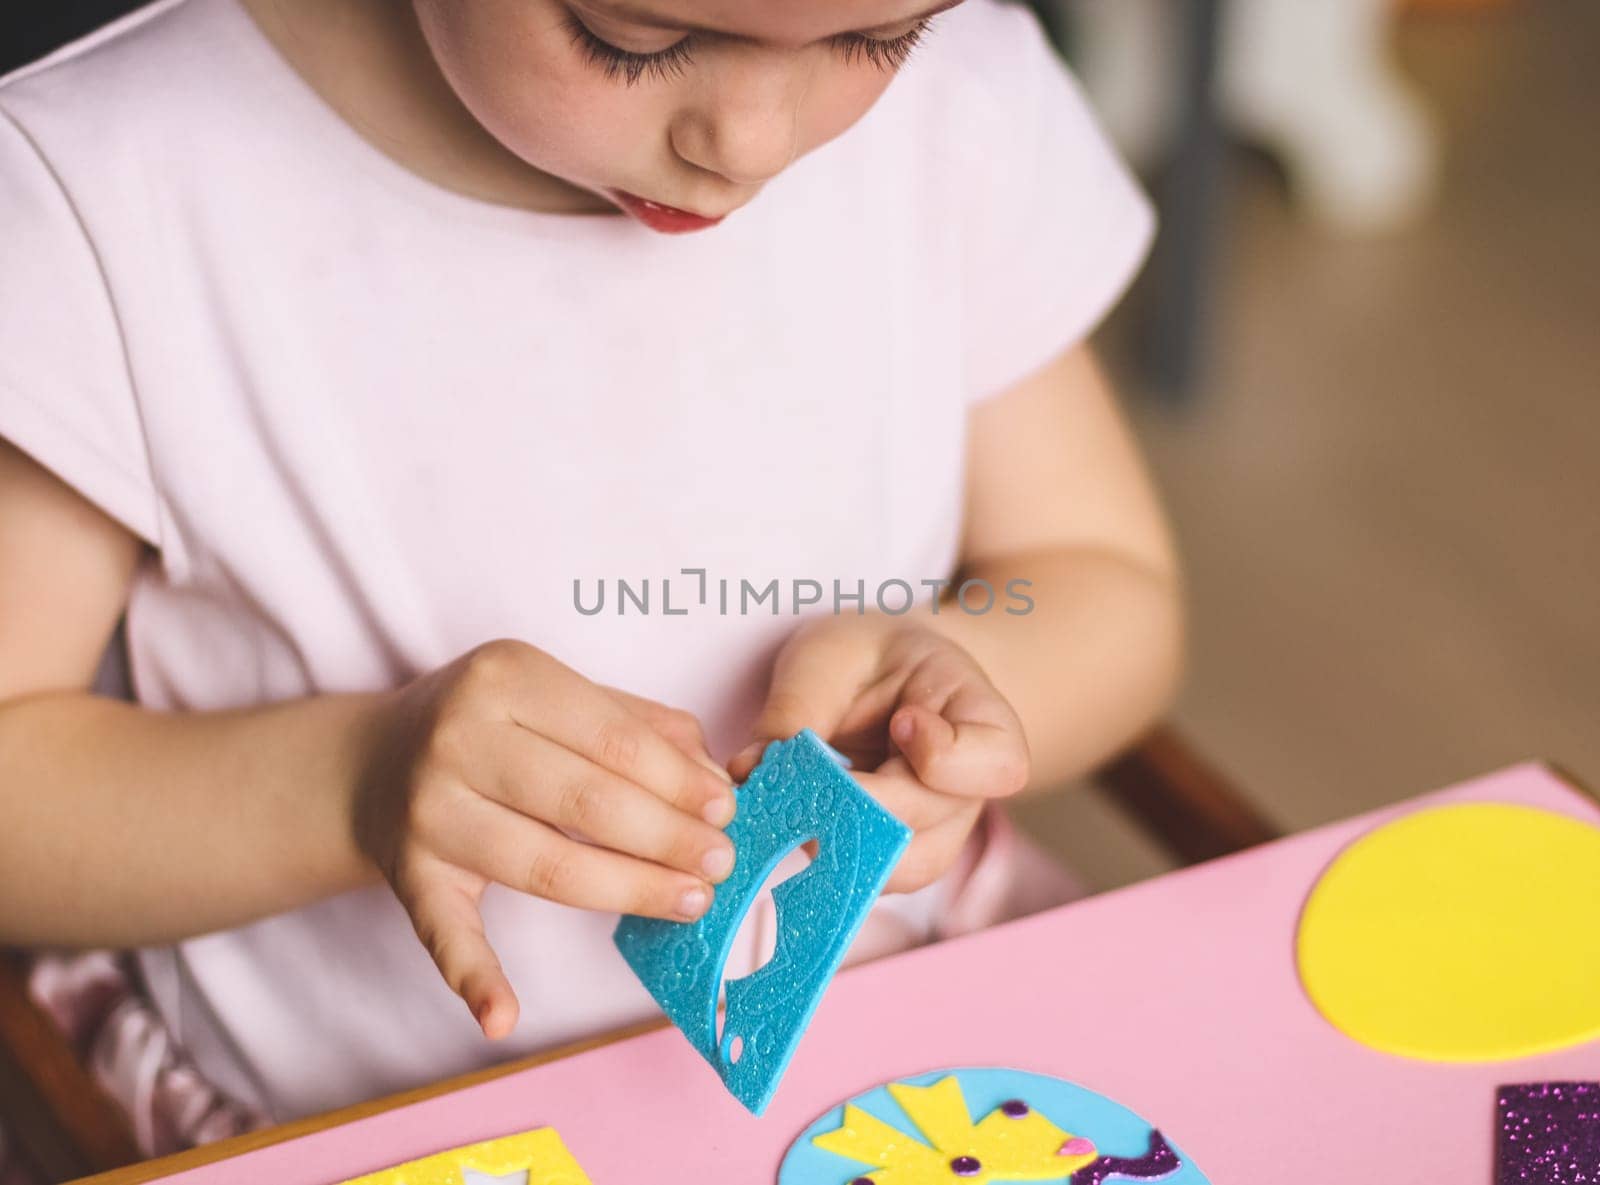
[702,845,734,881]
[891,713,915,744]
[678,887,710,920]
[703,792,736,827]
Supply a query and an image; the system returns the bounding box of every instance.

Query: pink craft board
[149,762,1600,1184]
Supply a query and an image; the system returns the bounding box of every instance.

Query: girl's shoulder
[856,0,1110,195]
[1,0,268,170]
[860,0,1156,402]
[915,0,1067,102]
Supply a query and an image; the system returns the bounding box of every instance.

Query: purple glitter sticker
[1497,1082,1600,1185]
[1071,1130,1181,1185]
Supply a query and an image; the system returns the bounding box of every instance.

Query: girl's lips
[608,190,724,234]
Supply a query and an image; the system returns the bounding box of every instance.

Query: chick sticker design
[780,1069,1207,1185]
[813,1077,1103,1183]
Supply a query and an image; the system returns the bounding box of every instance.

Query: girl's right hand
[349,639,737,1040]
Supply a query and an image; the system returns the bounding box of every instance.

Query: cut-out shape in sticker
[613,729,911,1115]
[781,1067,1208,1184]
[1495,1081,1600,1185]
[715,842,814,1050]
[1296,802,1600,1061]
[335,1126,592,1185]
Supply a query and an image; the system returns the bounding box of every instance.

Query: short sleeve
[0,103,162,546]
[957,4,1156,404]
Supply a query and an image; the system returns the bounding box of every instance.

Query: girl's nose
[670,59,803,187]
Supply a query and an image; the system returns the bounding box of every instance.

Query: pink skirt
[0,806,1082,1177]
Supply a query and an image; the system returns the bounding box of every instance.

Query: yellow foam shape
[337,1126,593,1185]
[811,1076,1097,1183]
[1297,802,1600,1061]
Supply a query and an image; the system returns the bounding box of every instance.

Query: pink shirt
[0,0,1152,1120]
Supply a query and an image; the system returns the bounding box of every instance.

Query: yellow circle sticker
[1296,802,1600,1061]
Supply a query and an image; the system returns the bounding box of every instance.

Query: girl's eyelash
[831,18,934,72]
[564,16,935,87]
[564,17,695,86]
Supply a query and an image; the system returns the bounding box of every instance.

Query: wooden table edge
[69,759,1598,1184]
[68,1016,671,1184]
[1545,758,1600,808]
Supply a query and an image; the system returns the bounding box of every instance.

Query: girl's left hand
[728,613,1030,893]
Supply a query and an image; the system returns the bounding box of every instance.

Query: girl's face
[411,0,959,231]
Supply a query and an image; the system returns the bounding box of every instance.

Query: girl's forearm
[927,547,1184,791]
[0,689,387,947]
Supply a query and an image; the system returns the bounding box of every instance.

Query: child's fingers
[551,696,734,820]
[433,789,715,922]
[398,856,519,1040]
[854,760,973,833]
[890,700,1030,799]
[603,687,726,781]
[476,644,734,821]
[884,800,984,894]
[727,636,870,781]
[472,722,735,883]
[885,648,1029,797]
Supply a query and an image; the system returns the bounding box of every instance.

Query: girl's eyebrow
[580,0,965,36]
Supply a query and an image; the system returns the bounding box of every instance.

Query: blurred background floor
[1018,0,1600,888]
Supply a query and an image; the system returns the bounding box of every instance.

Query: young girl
[0,0,1181,1152]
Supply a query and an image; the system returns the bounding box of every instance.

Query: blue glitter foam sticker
[613,728,911,1116]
